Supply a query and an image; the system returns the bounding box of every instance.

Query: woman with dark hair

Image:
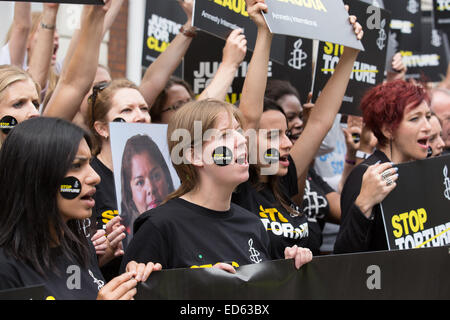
[233,1,364,258]
[334,80,431,254]
[120,134,175,245]
[0,117,160,299]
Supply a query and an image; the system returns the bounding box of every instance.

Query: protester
[0,117,160,299]
[430,88,450,155]
[120,99,312,271]
[0,65,40,143]
[334,80,431,253]
[428,113,445,157]
[232,0,363,258]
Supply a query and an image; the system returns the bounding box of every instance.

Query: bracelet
[41,22,56,30]
[179,25,197,38]
[345,158,356,165]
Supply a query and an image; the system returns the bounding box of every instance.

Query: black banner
[380,155,450,251]
[433,0,450,38]
[192,0,286,64]
[402,13,450,82]
[141,0,187,77]
[136,245,450,300]
[184,30,313,105]
[262,0,364,51]
[384,0,422,51]
[312,0,390,116]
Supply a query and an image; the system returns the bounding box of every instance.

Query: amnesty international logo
[444,165,450,200]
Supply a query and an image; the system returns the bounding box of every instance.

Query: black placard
[312,0,390,116]
[184,30,313,106]
[402,12,450,82]
[433,0,450,39]
[135,245,450,300]
[384,0,422,51]
[192,0,286,64]
[141,0,187,77]
[380,155,450,251]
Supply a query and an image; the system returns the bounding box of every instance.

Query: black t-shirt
[232,156,309,259]
[301,167,334,255]
[120,198,271,271]
[90,157,118,232]
[0,242,105,300]
[90,157,122,282]
[334,149,390,254]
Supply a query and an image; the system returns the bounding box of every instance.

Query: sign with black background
[384,0,422,51]
[380,155,450,251]
[141,0,186,77]
[403,12,450,82]
[262,0,364,51]
[433,0,450,38]
[312,0,390,116]
[135,245,450,300]
[184,30,313,106]
[193,0,286,64]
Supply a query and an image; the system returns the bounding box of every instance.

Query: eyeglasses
[88,81,110,121]
[161,98,192,113]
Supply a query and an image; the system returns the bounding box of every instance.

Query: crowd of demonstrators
[0,0,449,299]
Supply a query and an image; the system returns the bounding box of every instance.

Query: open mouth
[80,188,96,201]
[417,138,429,149]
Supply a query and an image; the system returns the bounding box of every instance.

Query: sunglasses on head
[88,81,110,121]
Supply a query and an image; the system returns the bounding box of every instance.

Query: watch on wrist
[355,150,371,160]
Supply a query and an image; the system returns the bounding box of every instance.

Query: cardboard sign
[141,0,187,77]
[109,122,181,249]
[192,0,287,64]
[380,155,450,251]
[312,0,390,116]
[402,13,450,82]
[384,0,422,51]
[135,245,450,300]
[262,0,364,51]
[184,30,313,105]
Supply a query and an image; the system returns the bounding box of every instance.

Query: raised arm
[44,2,110,121]
[239,0,272,130]
[28,4,59,91]
[139,0,196,108]
[197,28,247,101]
[8,2,31,68]
[62,0,124,73]
[289,14,363,180]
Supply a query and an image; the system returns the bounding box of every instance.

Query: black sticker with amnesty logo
[264,148,280,164]
[60,176,82,200]
[0,115,18,134]
[212,146,233,166]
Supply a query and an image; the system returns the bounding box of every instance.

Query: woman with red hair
[334,80,432,253]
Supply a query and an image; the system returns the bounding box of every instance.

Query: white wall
[0,2,108,67]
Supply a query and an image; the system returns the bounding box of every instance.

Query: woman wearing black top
[0,117,160,299]
[233,1,364,258]
[334,80,431,254]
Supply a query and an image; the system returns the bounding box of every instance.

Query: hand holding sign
[355,162,399,218]
[246,0,270,30]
